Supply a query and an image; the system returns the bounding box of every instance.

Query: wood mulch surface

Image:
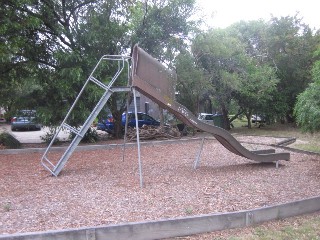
[0,135,320,238]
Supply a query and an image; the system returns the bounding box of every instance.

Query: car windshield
[204,115,213,120]
[199,114,213,120]
[18,110,36,117]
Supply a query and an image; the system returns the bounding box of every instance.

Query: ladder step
[41,156,56,176]
[89,76,108,90]
[43,156,55,168]
[41,54,130,176]
[62,123,83,137]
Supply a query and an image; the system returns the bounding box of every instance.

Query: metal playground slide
[41,45,289,178]
[131,45,290,163]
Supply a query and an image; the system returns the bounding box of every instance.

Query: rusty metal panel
[132,45,176,101]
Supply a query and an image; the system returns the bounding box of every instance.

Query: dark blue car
[97,112,160,134]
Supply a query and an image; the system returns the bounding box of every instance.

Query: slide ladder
[41,55,131,176]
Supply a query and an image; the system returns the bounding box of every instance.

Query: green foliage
[2,0,318,137]
[175,51,210,114]
[0,132,21,149]
[81,127,99,143]
[130,0,197,61]
[294,52,320,133]
[229,17,318,123]
[265,15,317,119]
[1,0,132,127]
[192,29,249,128]
[229,216,320,240]
[40,127,61,145]
[192,28,280,128]
[294,82,320,132]
[70,127,99,143]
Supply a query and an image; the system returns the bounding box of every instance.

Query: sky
[196,0,319,30]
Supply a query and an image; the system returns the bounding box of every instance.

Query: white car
[251,115,265,123]
[198,113,214,125]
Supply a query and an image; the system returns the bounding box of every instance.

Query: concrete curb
[271,144,320,156]
[0,137,204,155]
[0,135,301,155]
[276,137,297,146]
[1,196,319,240]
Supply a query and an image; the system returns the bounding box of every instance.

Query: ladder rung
[89,76,108,90]
[43,156,55,168]
[41,156,56,176]
[62,123,83,137]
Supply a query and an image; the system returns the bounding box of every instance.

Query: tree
[130,0,197,61]
[128,0,198,132]
[1,0,199,138]
[192,28,253,129]
[233,63,279,128]
[227,20,287,124]
[294,82,320,132]
[266,14,318,122]
[174,51,210,115]
[0,0,44,116]
[294,48,320,132]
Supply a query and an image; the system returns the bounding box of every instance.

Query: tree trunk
[221,106,230,130]
[158,105,164,127]
[246,109,252,129]
[113,111,123,139]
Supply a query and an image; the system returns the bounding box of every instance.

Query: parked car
[198,113,214,125]
[97,112,160,134]
[251,114,265,123]
[11,110,42,131]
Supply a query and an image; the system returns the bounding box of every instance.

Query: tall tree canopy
[294,47,320,132]
[190,28,279,129]
[265,15,318,121]
[1,0,197,137]
[2,1,319,135]
[174,50,210,115]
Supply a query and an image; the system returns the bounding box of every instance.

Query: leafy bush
[82,127,99,143]
[40,127,61,145]
[70,127,99,143]
[0,132,21,149]
[294,82,320,133]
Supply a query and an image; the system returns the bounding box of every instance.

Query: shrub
[70,127,99,143]
[40,127,61,145]
[0,132,21,149]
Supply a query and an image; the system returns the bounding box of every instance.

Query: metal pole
[122,92,131,162]
[194,137,205,169]
[133,88,143,188]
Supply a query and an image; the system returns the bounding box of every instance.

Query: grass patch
[231,117,248,128]
[228,216,320,240]
[231,122,320,140]
[229,121,320,153]
[294,143,320,153]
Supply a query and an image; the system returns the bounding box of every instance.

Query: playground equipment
[41,45,290,185]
